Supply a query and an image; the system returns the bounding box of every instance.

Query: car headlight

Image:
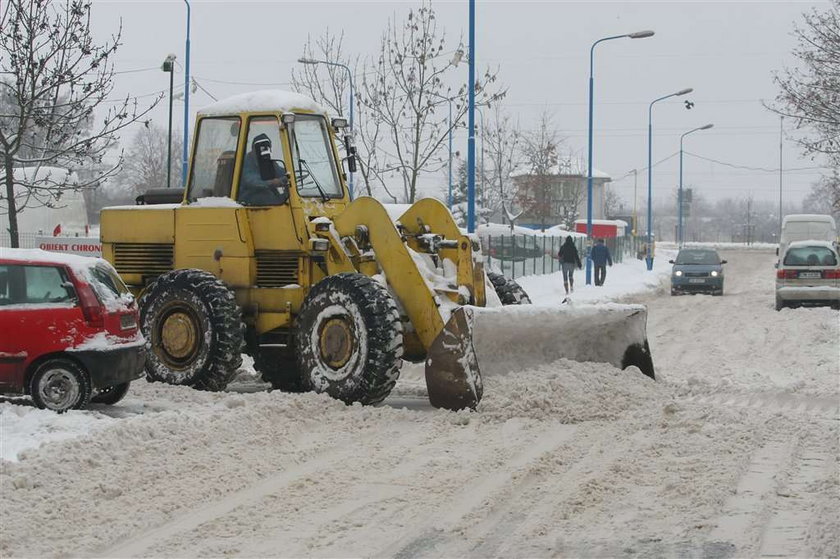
[674,270,683,277]
[711,270,719,277]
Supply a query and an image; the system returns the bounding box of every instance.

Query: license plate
[120,314,137,330]
[798,271,821,279]
[689,278,705,283]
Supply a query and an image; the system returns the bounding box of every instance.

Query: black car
[669,248,727,296]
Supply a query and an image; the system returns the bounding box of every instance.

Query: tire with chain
[139,269,244,391]
[296,273,403,405]
[487,271,532,305]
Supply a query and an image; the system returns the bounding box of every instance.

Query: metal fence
[0,232,39,249]
[481,235,636,280]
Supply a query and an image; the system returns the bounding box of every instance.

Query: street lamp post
[476,106,486,211]
[467,0,476,233]
[298,58,355,198]
[182,0,191,188]
[678,123,713,246]
[162,54,177,189]
[631,168,638,235]
[586,30,654,285]
[646,87,693,270]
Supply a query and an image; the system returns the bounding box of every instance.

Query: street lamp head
[700,123,714,130]
[161,53,176,72]
[451,48,464,67]
[676,88,694,96]
[298,57,320,65]
[628,30,655,39]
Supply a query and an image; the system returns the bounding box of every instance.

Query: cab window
[237,116,289,207]
[290,115,342,198]
[188,117,241,201]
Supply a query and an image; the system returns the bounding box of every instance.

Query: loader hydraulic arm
[330,197,446,350]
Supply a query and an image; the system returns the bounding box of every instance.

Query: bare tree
[516,112,560,231]
[358,2,505,203]
[603,186,625,219]
[803,170,840,219]
[0,0,158,247]
[112,123,183,198]
[771,2,840,163]
[291,29,398,201]
[483,105,523,219]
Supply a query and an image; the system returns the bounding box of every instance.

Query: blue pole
[586,34,634,285]
[348,66,354,199]
[678,135,684,247]
[646,106,653,271]
[182,0,191,188]
[467,0,476,233]
[646,88,692,270]
[447,98,453,209]
[586,68,594,285]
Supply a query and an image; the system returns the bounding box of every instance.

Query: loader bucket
[469,303,655,380]
[425,307,483,411]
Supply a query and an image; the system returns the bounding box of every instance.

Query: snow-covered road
[1,247,837,558]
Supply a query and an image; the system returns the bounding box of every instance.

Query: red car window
[0,264,73,305]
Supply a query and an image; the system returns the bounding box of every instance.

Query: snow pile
[478,359,668,423]
[0,402,121,461]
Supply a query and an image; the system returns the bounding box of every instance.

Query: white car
[775,240,840,310]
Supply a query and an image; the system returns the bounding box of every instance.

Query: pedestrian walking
[591,238,613,286]
[557,236,582,294]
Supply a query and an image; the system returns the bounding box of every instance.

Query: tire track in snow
[681,391,840,421]
[464,427,653,558]
[707,436,796,554]
[96,420,433,558]
[376,422,581,559]
[758,443,837,557]
[234,420,491,558]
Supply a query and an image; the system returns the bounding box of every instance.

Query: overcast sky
[92,0,832,209]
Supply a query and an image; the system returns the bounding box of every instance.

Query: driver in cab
[238,133,289,206]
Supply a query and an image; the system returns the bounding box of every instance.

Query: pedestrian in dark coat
[590,238,613,286]
[557,236,582,294]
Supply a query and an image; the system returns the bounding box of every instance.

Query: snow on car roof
[782,214,836,225]
[0,248,110,276]
[198,90,325,116]
[786,240,838,251]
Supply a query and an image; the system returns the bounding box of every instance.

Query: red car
[0,248,145,412]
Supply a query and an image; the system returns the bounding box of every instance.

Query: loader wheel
[487,271,532,305]
[296,273,403,405]
[139,269,244,391]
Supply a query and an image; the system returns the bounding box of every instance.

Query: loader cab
[186,110,350,211]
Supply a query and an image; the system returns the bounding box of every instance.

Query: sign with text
[36,236,102,258]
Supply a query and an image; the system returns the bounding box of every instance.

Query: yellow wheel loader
[100,90,654,411]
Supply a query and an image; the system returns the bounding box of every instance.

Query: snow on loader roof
[198,90,326,116]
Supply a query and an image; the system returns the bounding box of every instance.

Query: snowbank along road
[1,248,837,558]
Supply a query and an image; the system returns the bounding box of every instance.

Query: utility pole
[779,116,783,236]
[746,197,753,246]
[632,169,638,235]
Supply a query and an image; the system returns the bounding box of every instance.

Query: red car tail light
[823,269,840,279]
[76,283,105,327]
